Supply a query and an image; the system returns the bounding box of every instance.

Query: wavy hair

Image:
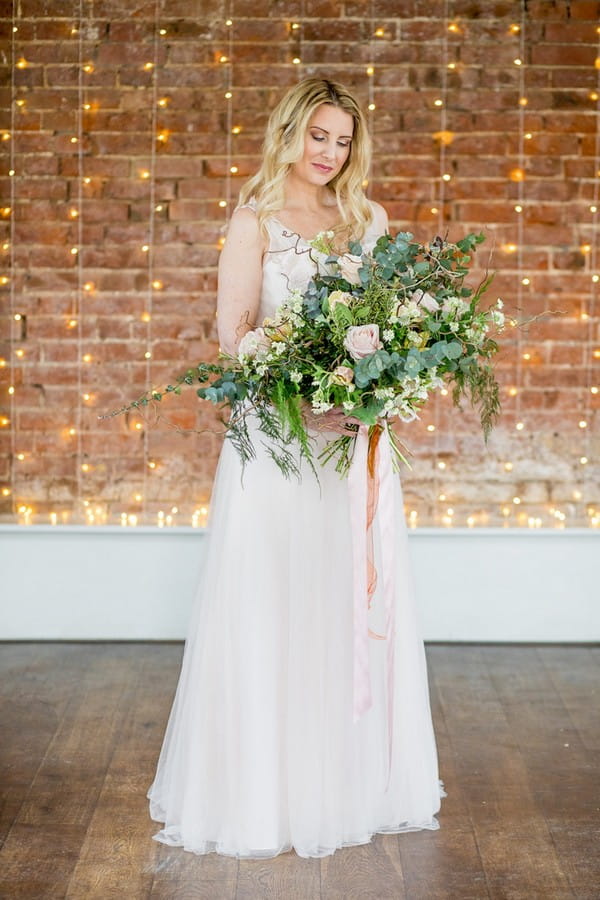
[237,77,373,242]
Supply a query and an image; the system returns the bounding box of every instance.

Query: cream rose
[343,324,383,360]
[330,365,355,386]
[237,327,271,359]
[327,290,353,312]
[338,253,363,285]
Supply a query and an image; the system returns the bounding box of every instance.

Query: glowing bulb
[155,204,163,212]
[513,496,521,505]
[2,132,11,141]
[144,351,152,359]
[69,208,79,218]
[218,200,227,208]
[522,352,531,360]
[509,23,520,33]
[290,22,300,29]
[83,177,91,184]
[430,207,439,214]
[82,353,92,363]
[70,136,78,144]
[158,97,168,107]
[219,55,228,63]
[68,427,76,436]
[141,311,151,322]
[157,130,169,142]
[580,457,588,465]
[447,62,456,70]
[368,103,376,111]
[14,313,21,321]
[437,461,446,469]
[231,126,241,134]
[225,91,232,99]
[292,57,301,65]
[442,173,451,182]
[144,62,154,70]
[509,168,525,182]
[83,393,91,401]
[581,243,591,254]
[225,19,233,26]
[68,318,78,328]
[514,204,523,212]
[374,27,385,37]
[579,420,587,428]
[366,66,374,76]
[590,92,599,101]
[448,22,460,33]
[504,462,513,471]
[516,422,524,431]
[152,279,163,289]
[524,132,533,140]
[16,58,28,69]
[591,386,599,394]
[513,57,522,66]
[15,349,24,358]
[426,424,436,432]
[434,99,443,107]
[83,102,91,110]
[230,165,238,173]
[159,27,167,35]
[140,170,150,179]
[16,99,25,107]
[503,243,518,253]
[142,244,149,252]
[148,460,157,469]
[521,277,530,285]
[591,206,598,213]
[70,247,78,255]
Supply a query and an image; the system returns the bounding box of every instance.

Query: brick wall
[1,0,599,528]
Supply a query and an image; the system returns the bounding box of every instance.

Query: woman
[148,77,444,860]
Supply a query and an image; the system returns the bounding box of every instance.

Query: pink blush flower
[343,324,383,360]
[338,253,363,285]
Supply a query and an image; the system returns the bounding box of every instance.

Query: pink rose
[338,253,363,285]
[237,327,271,359]
[412,289,440,312]
[330,365,354,386]
[343,324,383,360]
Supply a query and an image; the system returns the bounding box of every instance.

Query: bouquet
[113,229,503,480]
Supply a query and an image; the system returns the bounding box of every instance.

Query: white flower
[496,298,504,309]
[490,309,505,328]
[407,331,422,344]
[382,329,394,342]
[449,321,459,332]
[290,371,303,384]
[327,290,353,313]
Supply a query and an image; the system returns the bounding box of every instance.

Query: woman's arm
[217,207,265,356]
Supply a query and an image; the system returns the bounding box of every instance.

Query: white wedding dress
[148,199,445,859]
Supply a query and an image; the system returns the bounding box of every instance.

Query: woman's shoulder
[367,199,389,232]
[224,201,266,251]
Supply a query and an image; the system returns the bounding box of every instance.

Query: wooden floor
[0,644,597,900]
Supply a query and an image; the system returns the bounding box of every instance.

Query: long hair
[237,77,373,241]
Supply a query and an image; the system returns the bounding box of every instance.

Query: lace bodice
[238,198,385,321]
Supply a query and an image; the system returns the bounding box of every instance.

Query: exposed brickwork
[0,0,599,527]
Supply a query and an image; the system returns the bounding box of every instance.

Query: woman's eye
[311,133,325,142]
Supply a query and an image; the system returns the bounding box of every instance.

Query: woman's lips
[312,162,333,172]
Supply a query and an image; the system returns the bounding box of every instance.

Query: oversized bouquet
[117,229,503,479]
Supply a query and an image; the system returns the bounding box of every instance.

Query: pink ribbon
[348,424,396,791]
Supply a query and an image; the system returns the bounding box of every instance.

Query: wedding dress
[147,199,445,859]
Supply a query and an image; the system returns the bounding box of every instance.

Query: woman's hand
[301,401,362,436]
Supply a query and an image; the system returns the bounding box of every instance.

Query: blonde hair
[237,77,373,241]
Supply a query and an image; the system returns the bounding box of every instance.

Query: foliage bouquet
[116,230,504,480]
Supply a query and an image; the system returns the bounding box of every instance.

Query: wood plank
[429,644,574,899]
[1,643,597,899]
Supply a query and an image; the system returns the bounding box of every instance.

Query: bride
[147,76,444,860]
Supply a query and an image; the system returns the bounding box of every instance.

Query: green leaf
[444,341,463,359]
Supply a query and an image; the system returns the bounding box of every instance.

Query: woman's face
[292,103,354,186]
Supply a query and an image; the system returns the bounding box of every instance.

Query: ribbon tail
[377,428,397,792]
[348,426,372,723]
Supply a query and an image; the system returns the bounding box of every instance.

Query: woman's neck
[283,172,334,213]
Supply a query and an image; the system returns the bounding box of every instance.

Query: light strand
[581,22,600,514]
[513,0,526,435]
[75,0,84,522]
[141,0,162,523]
[7,5,18,517]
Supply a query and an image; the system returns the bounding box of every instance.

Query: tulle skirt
[148,429,444,859]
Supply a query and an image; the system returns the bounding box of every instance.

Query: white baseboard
[0,526,597,642]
